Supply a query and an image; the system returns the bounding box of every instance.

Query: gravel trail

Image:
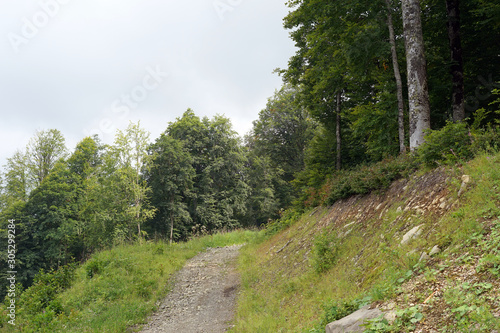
[140,245,242,333]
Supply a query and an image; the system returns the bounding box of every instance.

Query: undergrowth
[303,123,499,208]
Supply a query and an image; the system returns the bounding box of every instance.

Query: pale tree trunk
[401,0,431,150]
[385,0,406,154]
[446,0,465,122]
[336,91,342,170]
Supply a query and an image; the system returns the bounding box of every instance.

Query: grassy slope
[0,230,259,333]
[231,152,500,332]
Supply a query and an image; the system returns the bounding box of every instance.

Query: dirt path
[140,245,242,333]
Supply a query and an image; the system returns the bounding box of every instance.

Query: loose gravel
[140,245,242,333]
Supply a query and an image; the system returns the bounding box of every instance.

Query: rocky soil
[139,245,242,333]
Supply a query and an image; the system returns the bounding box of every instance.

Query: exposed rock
[384,310,397,324]
[401,225,423,245]
[419,252,431,262]
[457,175,471,197]
[325,305,382,333]
[429,245,441,256]
[462,175,470,183]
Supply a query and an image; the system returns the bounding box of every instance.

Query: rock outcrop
[325,305,382,333]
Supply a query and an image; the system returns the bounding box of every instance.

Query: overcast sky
[0,0,296,168]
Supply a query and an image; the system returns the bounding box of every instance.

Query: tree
[23,160,79,273]
[66,136,106,254]
[281,0,407,166]
[385,0,407,153]
[147,136,194,243]
[112,122,156,239]
[164,110,249,236]
[249,86,315,208]
[401,0,432,150]
[446,0,465,122]
[1,150,30,204]
[27,129,67,186]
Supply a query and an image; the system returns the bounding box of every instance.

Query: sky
[0,0,296,168]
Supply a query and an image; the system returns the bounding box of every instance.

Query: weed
[364,305,424,332]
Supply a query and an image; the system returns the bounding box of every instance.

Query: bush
[265,208,302,236]
[323,155,416,206]
[414,121,500,167]
[414,121,474,167]
[312,231,338,274]
[19,263,76,315]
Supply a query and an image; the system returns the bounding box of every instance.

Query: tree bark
[385,0,407,154]
[446,0,465,122]
[336,91,342,170]
[401,0,431,150]
[170,211,174,245]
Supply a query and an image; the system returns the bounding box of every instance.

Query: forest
[1,0,499,301]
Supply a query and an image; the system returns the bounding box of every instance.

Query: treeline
[0,105,312,296]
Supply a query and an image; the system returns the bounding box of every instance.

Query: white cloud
[0,0,296,167]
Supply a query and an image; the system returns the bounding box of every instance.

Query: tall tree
[249,86,315,207]
[165,110,249,237]
[335,91,342,170]
[147,136,194,243]
[27,129,67,186]
[112,122,156,239]
[385,0,407,153]
[1,150,30,204]
[445,0,465,122]
[282,0,406,165]
[401,0,431,150]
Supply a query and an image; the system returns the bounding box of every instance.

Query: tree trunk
[401,0,431,150]
[170,211,174,245]
[385,0,406,154]
[336,91,342,170]
[446,0,465,122]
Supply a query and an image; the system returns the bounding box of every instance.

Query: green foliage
[414,121,475,166]
[312,231,338,274]
[161,111,249,237]
[246,85,315,213]
[364,306,424,332]
[147,135,194,241]
[321,155,416,206]
[265,208,302,236]
[18,263,76,316]
[414,121,500,167]
[307,299,362,333]
[440,281,500,331]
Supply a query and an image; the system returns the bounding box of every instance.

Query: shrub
[415,121,500,167]
[19,263,76,315]
[414,121,474,167]
[265,208,302,236]
[311,231,338,274]
[324,155,416,206]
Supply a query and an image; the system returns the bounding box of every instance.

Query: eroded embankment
[232,161,500,332]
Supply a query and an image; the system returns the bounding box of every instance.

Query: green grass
[0,229,260,333]
[231,151,500,332]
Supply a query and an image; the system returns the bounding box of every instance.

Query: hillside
[231,152,500,332]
